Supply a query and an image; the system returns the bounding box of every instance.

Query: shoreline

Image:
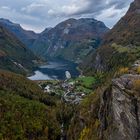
[27,59,80,81]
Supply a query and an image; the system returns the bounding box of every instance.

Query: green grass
[76,76,96,89]
[69,76,97,94]
[75,86,93,93]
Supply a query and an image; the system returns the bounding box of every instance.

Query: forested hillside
[0,24,38,74]
[0,71,61,140]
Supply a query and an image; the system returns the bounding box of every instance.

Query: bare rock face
[100,61,140,140]
[111,77,140,140]
[67,60,140,140]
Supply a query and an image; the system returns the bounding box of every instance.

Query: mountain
[32,18,109,62]
[81,0,140,75]
[104,0,140,46]
[0,18,39,48]
[0,23,38,74]
[67,0,140,139]
[1,1,140,140]
[0,18,109,62]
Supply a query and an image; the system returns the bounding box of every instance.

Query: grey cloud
[0,0,134,32]
[67,0,133,16]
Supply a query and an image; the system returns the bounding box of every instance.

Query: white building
[44,85,51,93]
[65,71,71,79]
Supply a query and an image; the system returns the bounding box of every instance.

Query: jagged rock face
[32,18,109,61]
[109,76,140,140]
[100,61,140,140]
[67,60,140,140]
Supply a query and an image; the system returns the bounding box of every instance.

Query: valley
[27,58,98,104]
[35,75,97,103]
[0,0,140,140]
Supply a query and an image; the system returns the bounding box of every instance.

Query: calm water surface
[28,59,80,80]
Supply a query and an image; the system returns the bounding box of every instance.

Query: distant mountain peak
[0,18,12,23]
[32,18,109,61]
[0,18,39,48]
[0,18,20,27]
[128,0,140,12]
[134,0,140,4]
[102,0,140,46]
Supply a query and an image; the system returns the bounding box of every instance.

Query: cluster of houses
[63,91,86,104]
[37,70,86,104]
[61,80,86,104]
[38,80,85,104]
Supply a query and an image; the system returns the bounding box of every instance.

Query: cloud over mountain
[0,0,133,32]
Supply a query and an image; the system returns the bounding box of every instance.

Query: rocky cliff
[99,60,140,140]
[67,1,140,139]
[67,60,140,140]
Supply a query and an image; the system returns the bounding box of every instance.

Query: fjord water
[28,59,80,80]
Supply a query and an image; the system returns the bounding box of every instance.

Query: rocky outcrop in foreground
[67,60,140,140]
[100,60,140,140]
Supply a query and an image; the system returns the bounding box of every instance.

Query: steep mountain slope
[0,24,38,74]
[0,71,60,140]
[81,0,140,74]
[67,0,140,139]
[104,0,140,46]
[32,18,109,62]
[0,18,39,48]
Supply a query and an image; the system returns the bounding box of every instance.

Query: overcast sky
[0,0,133,33]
